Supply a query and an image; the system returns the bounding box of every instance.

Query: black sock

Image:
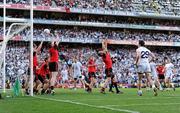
[33,89,37,94]
[51,86,54,90]
[109,84,113,91]
[0,93,2,99]
[114,82,119,93]
[41,89,45,94]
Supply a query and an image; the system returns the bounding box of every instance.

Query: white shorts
[73,72,81,79]
[137,63,151,73]
[62,77,68,82]
[165,71,173,80]
[151,71,158,79]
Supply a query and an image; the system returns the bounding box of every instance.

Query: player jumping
[49,41,59,95]
[99,40,122,94]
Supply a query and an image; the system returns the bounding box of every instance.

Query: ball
[44,29,50,34]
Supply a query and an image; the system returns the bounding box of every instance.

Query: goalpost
[0,0,34,96]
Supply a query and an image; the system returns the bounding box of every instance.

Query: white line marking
[66,96,180,102]
[105,103,180,107]
[34,96,140,113]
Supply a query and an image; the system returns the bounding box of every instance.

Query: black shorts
[158,74,165,79]
[27,68,30,75]
[46,74,50,80]
[105,68,114,78]
[28,67,37,75]
[88,72,96,79]
[49,62,58,72]
[37,75,45,83]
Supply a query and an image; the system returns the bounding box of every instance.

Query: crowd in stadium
[2,0,180,15]
[5,13,179,26]
[3,43,180,88]
[0,27,180,42]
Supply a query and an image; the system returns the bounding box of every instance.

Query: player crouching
[36,58,50,95]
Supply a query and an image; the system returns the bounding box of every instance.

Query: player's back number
[141,51,149,58]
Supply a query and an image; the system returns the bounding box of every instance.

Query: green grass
[0,88,180,113]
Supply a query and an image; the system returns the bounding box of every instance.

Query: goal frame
[1,0,34,96]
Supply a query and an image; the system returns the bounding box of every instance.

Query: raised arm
[36,41,43,52]
[102,40,108,53]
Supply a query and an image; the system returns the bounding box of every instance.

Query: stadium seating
[2,0,180,15]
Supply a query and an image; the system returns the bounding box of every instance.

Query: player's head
[89,55,93,60]
[44,57,48,63]
[73,56,77,62]
[164,56,170,64]
[138,40,145,47]
[53,42,58,50]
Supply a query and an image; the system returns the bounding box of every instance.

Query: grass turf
[0,88,180,113]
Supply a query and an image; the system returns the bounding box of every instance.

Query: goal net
[0,22,30,96]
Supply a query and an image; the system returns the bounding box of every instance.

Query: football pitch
[0,88,180,113]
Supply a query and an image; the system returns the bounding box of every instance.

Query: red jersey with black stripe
[49,47,59,62]
[38,62,49,77]
[88,58,96,73]
[102,52,112,69]
[33,52,38,67]
[157,65,165,75]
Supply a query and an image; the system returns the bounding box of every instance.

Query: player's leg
[41,78,50,94]
[89,72,96,90]
[25,73,30,95]
[100,68,112,94]
[154,77,163,91]
[36,75,44,94]
[137,73,143,96]
[100,77,111,94]
[111,76,122,94]
[165,76,171,90]
[49,62,58,94]
[73,78,78,90]
[145,73,158,96]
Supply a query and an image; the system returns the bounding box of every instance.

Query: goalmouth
[1,0,34,96]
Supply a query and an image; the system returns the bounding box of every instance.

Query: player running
[99,40,122,94]
[135,40,157,96]
[164,57,175,91]
[72,57,84,90]
[49,41,59,95]
[150,59,163,91]
[157,64,165,89]
[61,65,69,88]
[87,56,97,92]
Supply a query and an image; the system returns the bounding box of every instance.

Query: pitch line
[105,103,180,107]
[34,96,140,113]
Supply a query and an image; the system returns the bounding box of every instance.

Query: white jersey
[72,61,82,77]
[150,62,158,78]
[165,63,174,77]
[136,47,151,65]
[61,69,68,81]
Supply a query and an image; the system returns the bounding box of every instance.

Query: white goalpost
[1,0,34,96]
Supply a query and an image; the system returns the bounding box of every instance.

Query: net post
[30,0,34,96]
